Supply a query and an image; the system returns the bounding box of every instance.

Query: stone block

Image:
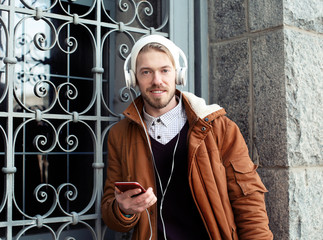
[209,40,251,146]
[252,29,288,167]
[208,0,247,41]
[284,0,323,33]
[258,167,289,240]
[285,29,323,166]
[289,168,323,239]
[249,0,283,31]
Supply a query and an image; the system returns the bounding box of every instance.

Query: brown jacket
[101,90,273,240]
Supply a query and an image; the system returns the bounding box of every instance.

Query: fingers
[144,187,157,206]
[115,187,157,215]
[115,187,142,198]
[115,187,122,194]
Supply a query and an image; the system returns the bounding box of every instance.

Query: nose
[152,71,163,85]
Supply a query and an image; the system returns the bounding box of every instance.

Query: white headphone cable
[146,208,153,240]
[129,90,184,240]
[159,124,181,240]
[129,92,166,198]
[129,91,163,240]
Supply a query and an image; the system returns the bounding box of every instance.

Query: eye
[141,70,151,75]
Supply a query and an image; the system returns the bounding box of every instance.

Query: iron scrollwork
[0,1,169,239]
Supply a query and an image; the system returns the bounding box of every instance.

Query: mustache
[147,85,167,91]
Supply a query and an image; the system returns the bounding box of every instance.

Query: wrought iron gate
[0,0,169,239]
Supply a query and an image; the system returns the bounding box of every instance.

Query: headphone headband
[124,34,187,88]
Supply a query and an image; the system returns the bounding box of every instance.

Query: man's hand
[115,187,157,215]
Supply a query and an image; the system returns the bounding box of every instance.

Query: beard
[141,86,176,110]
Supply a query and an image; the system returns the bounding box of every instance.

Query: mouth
[150,89,166,95]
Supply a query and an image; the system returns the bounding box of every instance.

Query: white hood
[182,91,223,119]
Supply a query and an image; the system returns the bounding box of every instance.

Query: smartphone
[115,182,146,196]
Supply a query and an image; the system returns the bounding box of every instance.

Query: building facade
[208,0,323,239]
[0,0,322,239]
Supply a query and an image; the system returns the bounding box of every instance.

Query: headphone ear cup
[175,69,181,85]
[176,67,187,86]
[124,54,134,89]
[125,70,131,89]
[175,46,187,86]
[129,69,136,88]
[125,69,136,89]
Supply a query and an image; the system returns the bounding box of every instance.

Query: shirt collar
[143,96,184,128]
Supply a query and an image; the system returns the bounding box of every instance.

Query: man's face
[135,48,177,117]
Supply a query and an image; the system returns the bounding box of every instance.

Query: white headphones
[123,34,188,88]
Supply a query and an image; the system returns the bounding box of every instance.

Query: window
[0,0,199,239]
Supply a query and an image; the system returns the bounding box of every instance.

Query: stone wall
[284,0,323,238]
[208,0,323,239]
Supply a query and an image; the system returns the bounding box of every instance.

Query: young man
[101,35,273,240]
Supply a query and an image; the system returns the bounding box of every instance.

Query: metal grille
[0,0,168,239]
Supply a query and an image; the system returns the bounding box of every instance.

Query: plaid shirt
[143,97,187,145]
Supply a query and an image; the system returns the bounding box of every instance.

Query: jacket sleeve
[220,118,273,240]
[101,124,140,232]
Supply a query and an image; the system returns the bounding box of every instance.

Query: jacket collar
[181,90,225,123]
